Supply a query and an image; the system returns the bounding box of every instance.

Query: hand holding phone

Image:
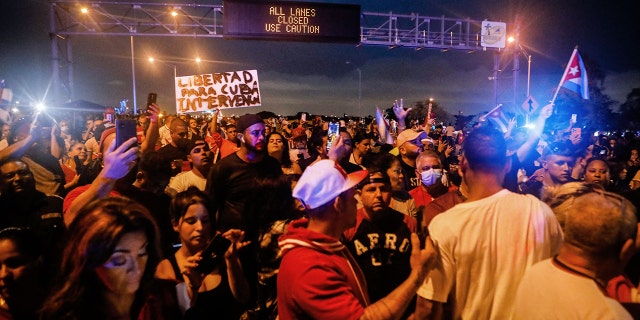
[194,234,231,274]
[326,122,340,152]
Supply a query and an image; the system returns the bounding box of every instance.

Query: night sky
[1,0,638,118]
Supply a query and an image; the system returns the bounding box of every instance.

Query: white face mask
[420,168,443,187]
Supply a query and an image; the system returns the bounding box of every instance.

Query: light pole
[130,36,137,113]
[346,61,362,116]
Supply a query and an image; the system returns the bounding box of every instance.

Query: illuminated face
[386,159,404,192]
[543,155,574,184]
[95,231,148,295]
[243,123,266,152]
[189,119,198,129]
[584,159,609,187]
[0,239,38,302]
[175,203,212,252]
[339,131,353,154]
[189,143,212,171]
[0,161,35,194]
[69,142,87,161]
[268,134,285,155]
[359,173,392,216]
[400,133,427,159]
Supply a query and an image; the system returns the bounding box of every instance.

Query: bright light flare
[507,36,515,43]
[80,7,89,14]
[195,57,201,63]
[36,103,46,111]
[148,57,155,63]
[523,123,536,129]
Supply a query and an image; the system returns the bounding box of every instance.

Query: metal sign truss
[49,1,520,111]
[360,11,493,52]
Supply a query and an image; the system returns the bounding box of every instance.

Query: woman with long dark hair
[40,197,181,320]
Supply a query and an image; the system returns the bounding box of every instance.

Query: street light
[148,56,177,78]
[345,61,362,116]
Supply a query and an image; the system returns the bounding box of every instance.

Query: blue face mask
[420,168,443,187]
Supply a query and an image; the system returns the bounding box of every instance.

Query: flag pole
[478,103,503,122]
[550,45,579,106]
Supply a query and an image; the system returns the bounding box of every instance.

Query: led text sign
[223,0,360,43]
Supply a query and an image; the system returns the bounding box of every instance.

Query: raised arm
[515,104,553,163]
[63,137,139,225]
[140,104,160,155]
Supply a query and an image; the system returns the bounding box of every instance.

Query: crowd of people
[0,98,638,319]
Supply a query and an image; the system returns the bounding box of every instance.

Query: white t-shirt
[167,170,206,193]
[417,189,563,320]
[513,259,632,320]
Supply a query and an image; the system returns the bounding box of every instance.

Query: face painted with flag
[559,48,589,100]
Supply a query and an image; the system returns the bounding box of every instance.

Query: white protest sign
[175,70,261,113]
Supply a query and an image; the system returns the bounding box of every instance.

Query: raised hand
[393,99,412,123]
[102,137,139,180]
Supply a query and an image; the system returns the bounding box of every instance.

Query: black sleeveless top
[168,254,245,319]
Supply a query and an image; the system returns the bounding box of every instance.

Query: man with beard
[343,170,418,319]
[396,129,429,191]
[206,113,282,236]
[0,159,64,268]
[158,118,190,176]
[166,139,212,196]
[206,113,282,305]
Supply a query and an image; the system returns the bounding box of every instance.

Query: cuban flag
[480,104,510,133]
[558,48,589,100]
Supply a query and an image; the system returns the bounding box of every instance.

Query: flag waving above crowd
[552,47,590,102]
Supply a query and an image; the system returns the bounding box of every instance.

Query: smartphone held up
[115,119,137,149]
[326,122,339,152]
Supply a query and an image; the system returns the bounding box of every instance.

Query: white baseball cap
[293,160,368,210]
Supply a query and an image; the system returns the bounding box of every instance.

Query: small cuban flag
[558,47,589,100]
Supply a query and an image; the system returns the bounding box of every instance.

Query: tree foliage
[619,88,640,130]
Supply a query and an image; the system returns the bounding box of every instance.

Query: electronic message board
[223,0,360,43]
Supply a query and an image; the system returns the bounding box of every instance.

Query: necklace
[552,255,607,291]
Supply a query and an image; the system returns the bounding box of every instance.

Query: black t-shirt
[344,208,414,318]
[206,152,283,237]
[398,155,420,192]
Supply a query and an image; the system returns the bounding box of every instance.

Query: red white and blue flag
[557,48,589,100]
[480,104,510,133]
